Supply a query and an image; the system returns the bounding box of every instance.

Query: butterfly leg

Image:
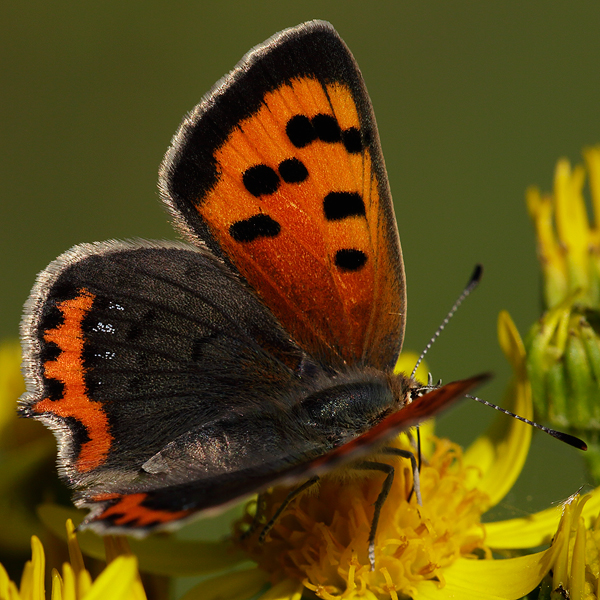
[356,450,422,570]
[258,476,320,543]
[355,460,395,570]
[381,446,422,505]
[393,429,422,502]
[240,492,268,541]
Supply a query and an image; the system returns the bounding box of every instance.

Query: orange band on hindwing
[34,289,112,472]
[91,493,193,527]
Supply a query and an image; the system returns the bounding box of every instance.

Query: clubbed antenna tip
[466,394,587,451]
[469,264,483,287]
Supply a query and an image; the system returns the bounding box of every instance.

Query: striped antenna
[411,264,483,379]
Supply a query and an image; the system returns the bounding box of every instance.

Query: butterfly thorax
[291,368,416,450]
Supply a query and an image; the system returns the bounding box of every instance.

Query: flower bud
[526,147,600,477]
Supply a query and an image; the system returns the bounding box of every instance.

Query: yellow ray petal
[554,159,590,291]
[50,568,63,600]
[486,488,600,549]
[568,515,586,600]
[418,549,555,600]
[0,561,21,600]
[180,567,268,600]
[584,146,600,229]
[526,186,567,307]
[463,312,532,506]
[30,536,45,600]
[82,556,138,600]
[62,562,76,600]
[65,520,85,576]
[0,563,12,600]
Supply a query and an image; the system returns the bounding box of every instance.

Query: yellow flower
[487,489,600,600]
[0,341,54,554]
[527,145,600,310]
[235,435,490,600]
[526,146,600,478]
[548,491,600,599]
[0,519,146,600]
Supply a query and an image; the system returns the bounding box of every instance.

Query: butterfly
[19,20,486,549]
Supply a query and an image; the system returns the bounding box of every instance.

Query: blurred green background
[2,1,599,524]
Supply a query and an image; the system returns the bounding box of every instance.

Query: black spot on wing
[40,341,61,364]
[312,114,342,142]
[49,280,80,304]
[126,323,143,342]
[323,192,366,221]
[63,416,91,461]
[45,378,65,402]
[342,127,362,153]
[287,113,360,150]
[39,305,64,333]
[278,158,308,183]
[335,249,367,271]
[125,309,156,342]
[242,165,280,196]
[191,332,219,363]
[230,214,281,242]
[286,115,316,148]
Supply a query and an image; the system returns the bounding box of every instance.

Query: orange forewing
[193,77,402,368]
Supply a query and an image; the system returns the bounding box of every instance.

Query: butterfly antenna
[411,264,483,379]
[466,394,587,450]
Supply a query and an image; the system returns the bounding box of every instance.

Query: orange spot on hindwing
[34,289,112,472]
